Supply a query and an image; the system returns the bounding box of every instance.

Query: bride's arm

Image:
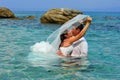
[69,17,92,44]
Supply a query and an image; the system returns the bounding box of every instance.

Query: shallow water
[0,11,120,80]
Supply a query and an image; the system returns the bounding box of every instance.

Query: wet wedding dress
[60,45,74,56]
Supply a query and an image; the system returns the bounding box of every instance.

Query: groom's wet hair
[76,24,84,31]
[72,22,84,31]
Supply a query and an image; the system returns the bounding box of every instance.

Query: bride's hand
[83,17,92,24]
[86,16,92,23]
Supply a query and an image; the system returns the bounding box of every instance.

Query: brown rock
[25,16,36,19]
[0,7,15,18]
[40,8,83,24]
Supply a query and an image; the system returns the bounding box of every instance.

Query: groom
[70,22,89,58]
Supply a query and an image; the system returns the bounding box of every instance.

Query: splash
[30,41,56,54]
[27,41,59,67]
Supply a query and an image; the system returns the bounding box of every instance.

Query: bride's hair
[59,30,67,48]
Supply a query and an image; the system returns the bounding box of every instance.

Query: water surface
[0,11,120,80]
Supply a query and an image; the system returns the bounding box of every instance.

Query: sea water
[0,11,120,80]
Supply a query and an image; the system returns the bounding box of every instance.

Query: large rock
[40,8,83,24]
[0,7,15,18]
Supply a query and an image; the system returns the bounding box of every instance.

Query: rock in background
[40,8,83,24]
[0,7,35,20]
[0,7,15,18]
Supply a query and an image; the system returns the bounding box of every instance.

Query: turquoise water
[0,11,120,80]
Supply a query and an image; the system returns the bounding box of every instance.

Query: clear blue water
[0,11,120,80]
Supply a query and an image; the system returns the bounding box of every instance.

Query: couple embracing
[57,16,92,58]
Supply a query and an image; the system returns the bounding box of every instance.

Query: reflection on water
[59,57,90,73]
[27,50,90,72]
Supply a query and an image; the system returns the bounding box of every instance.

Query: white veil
[46,14,89,53]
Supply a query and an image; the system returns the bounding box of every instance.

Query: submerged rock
[0,7,15,18]
[9,16,36,20]
[25,16,36,19]
[40,8,83,24]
